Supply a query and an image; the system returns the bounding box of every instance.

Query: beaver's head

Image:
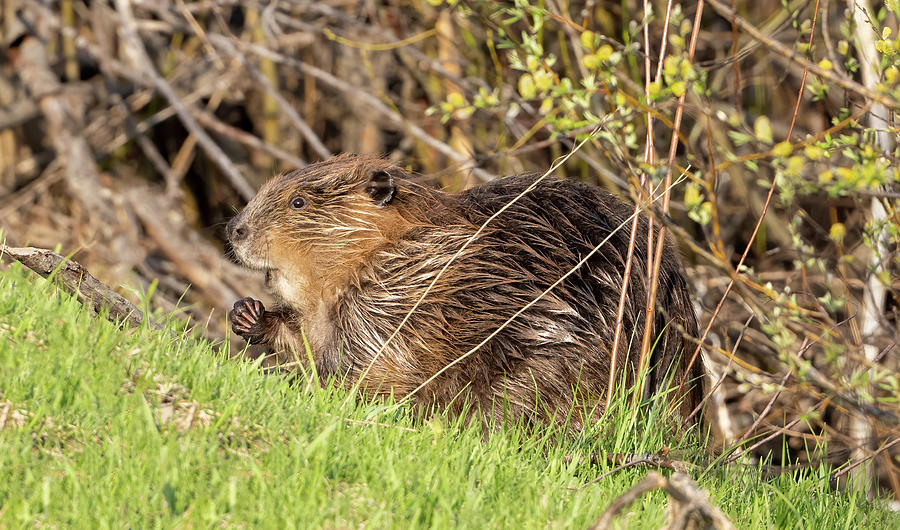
[227,154,414,304]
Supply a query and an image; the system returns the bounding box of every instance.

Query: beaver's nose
[227,216,248,242]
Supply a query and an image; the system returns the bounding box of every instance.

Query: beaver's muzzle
[227,213,249,243]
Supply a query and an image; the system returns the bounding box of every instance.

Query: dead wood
[112,0,256,201]
[0,245,157,330]
[210,36,330,160]
[15,36,118,229]
[590,471,736,530]
[221,37,497,182]
[126,187,240,311]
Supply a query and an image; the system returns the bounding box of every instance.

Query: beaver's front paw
[230,297,267,342]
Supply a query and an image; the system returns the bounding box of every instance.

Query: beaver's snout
[226,212,262,270]
[227,214,249,243]
[227,210,276,273]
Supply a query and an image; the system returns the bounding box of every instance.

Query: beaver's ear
[364,169,396,206]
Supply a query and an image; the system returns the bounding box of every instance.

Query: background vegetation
[2,0,900,519]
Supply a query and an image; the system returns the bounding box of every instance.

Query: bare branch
[0,245,157,330]
[217,37,497,182]
[212,36,331,160]
[590,471,736,530]
[705,0,900,111]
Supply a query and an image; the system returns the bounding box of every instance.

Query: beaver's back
[449,174,703,421]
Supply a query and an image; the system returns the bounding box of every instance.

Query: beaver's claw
[230,297,266,341]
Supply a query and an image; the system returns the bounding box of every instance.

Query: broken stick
[590,471,735,530]
[1,245,159,330]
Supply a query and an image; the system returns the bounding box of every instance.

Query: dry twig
[590,471,735,530]
[0,245,157,330]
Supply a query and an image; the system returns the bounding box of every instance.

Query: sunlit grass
[0,263,894,528]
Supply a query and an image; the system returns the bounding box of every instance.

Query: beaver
[227,154,704,428]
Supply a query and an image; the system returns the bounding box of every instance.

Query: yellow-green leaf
[534,70,553,92]
[804,145,824,161]
[663,56,680,77]
[680,58,696,80]
[539,98,554,114]
[684,183,702,208]
[447,92,465,108]
[785,156,805,177]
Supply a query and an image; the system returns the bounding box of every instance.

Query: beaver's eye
[290,196,307,210]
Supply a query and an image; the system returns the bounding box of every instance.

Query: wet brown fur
[228,154,704,428]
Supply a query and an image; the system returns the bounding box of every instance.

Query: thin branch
[192,109,306,169]
[705,0,900,111]
[213,35,331,160]
[677,0,818,401]
[833,437,900,479]
[847,0,896,494]
[215,36,497,182]
[636,0,705,405]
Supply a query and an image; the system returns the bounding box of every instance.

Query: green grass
[0,262,895,528]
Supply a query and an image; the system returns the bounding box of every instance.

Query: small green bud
[595,44,614,62]
[772,141,793,157]
[518,73,536,99]
[754,115,773,145]
[580,30,595,50]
